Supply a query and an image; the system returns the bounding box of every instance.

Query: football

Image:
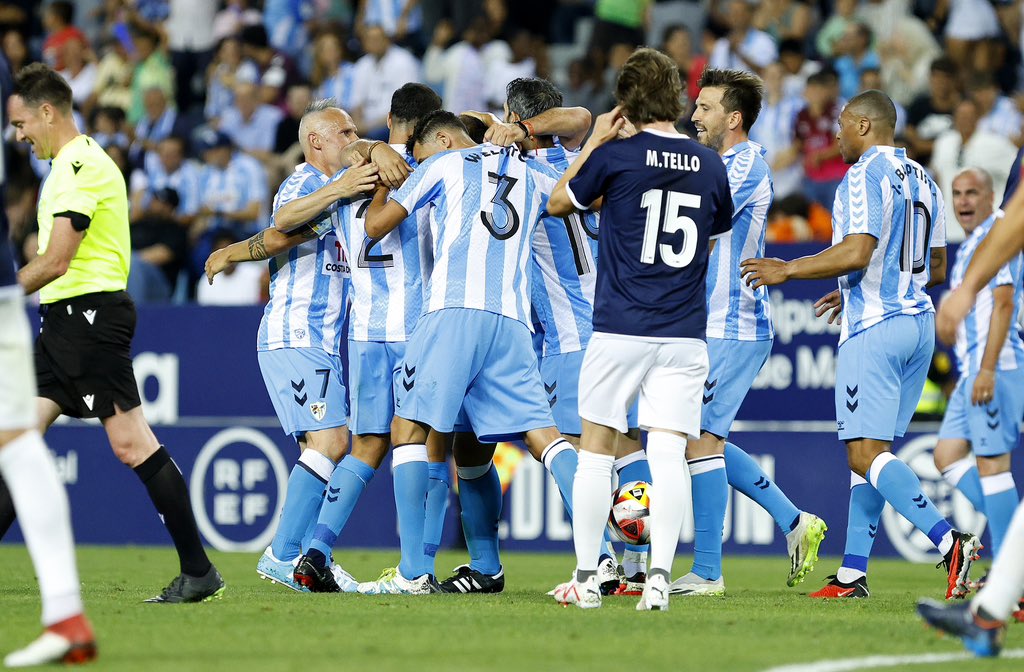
[607,481,651,545]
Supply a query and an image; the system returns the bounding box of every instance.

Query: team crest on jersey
[294,328,306,339]
[309,402,327,422]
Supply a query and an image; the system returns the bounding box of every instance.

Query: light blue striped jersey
[332,144,424,342]
[950,212,1024,376]
[528,145,598,355]
[140,151,202,217]
[198,152,269,233]
[316,63,357,112]
[832,146,945,344]
[391,143,560,328]
[706,141,774,341]
[365,0,421,36]
[257,163,350,355]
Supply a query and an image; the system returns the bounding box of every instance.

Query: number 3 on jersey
[481,172,520,239]
[640,189,700,268]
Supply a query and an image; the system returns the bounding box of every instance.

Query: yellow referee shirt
[36,135,131,304]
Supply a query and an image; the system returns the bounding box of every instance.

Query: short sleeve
[710,164,734,239]
[391,155,446,215]
[929,185,946,248]
[837,165,882,239]
[47,159,100,220]
[566,144,611,211]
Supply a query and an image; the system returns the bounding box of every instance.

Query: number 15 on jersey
[640,189,700,268]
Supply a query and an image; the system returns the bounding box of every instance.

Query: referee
[0,64,223,604]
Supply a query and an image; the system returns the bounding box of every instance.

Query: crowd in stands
[5,0,1024,305]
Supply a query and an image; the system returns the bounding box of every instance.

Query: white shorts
[0,289,38,431]
[578,333,708,438]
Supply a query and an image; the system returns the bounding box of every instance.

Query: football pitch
[1,547,1021,672]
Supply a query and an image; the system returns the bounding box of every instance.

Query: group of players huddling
[202,44,997,615]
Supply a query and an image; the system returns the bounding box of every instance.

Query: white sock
[940,456,974,488]
[836,566,865,583]
[623,548,646,577]
[298,448,336,480]
[572,450,614,574]
[0,431,83,626]
[646,432,689,576]
[974,501,1024,620]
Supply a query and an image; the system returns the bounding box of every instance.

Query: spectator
[57,36,98,110]
[930,98,1018,240]
[561,57,605,114]
[130,87,188,165]
[217,81,284,159]
[425,18,511,115]
[352,24,421,138]
[239,24,301,106]
[816,0,857,59]
[128,25,175,125]
[588,0,651,52]
[2,29,28,73]
[213,0,264,41]
[356,0,422,44]
[969,75,1023,145]
[166,0,220,113]
[833,22,879,102]
[750,61,804,199]
[312,31,357,111]
[484,30,538,114]
[205,36,260,122]
[128,187,189,304]
[856,0,913,44]
[709,0,778,74]
[89,106,130,151]
[778,37,819,100]
[793,69,847,208]
[89,37,134,114]
[41,1,88,70]
[130,135,203,225]
[263,0,312,61]
[860,67,906,135]
[195,229,266,305]
[661,24,706,107]
[754,0,812,44]
[943,0,1002,73]
[875,12,941,107]
[195,129,268,237]
[905,56,959,166]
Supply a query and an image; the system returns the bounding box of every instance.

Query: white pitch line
[760,648,1024,672]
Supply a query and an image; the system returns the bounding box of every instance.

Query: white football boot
[786,513,827,587]
[636,573,669,611]
[357,567,436,595]
[668,572,726,596]
[551,574,602,609]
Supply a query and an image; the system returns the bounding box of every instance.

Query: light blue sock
[841,475,885,576]
[424,461,451,572]
[616,452,651,557]
[941,459,986,513]
[689,455,728,581]
[542,439,577,516]
[270,450,335,561]
[725,442,802,533]
[869,453,952,550]
[458,463,502,575]
[981,473,1018,557]
[393,445,429,578]
[308,455,375,558]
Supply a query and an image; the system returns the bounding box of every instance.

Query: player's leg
[0,395,60,541]
[613,434,649,595]
[809,471,881,598]
[424,429,451,575]
[935,377,986,513]
[674,430,728,596]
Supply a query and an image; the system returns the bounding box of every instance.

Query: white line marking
[760,648,1024,672]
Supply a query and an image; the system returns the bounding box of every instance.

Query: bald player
[741,90,981,600]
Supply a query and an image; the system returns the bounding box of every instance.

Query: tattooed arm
[205,225,317,284]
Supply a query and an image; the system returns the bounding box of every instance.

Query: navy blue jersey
[566,129,732,340]
[1001,144,1024,208]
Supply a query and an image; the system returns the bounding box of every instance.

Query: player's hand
[618,116,638,139]
[971,369,996,406]
[485,121,526,147]
[740,257,789,289]
[205,247,232,284]
[333,161,380,198]
[813,289,843,325]
[369,144,410,189]
[585,106,625,151]
[936,287,974,346]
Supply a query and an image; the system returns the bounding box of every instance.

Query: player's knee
[391,416,426,446]
[523,426,564,460]
[351,434,389,468]
[109,433,156,467]
[976,454,1011,476]
[932,440,969,471]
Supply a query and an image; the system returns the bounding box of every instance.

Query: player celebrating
[2,63,223,604]
[672,67,826,596]
[547,48,734,611]
[740,89,981,600]
[932,168,1023,561]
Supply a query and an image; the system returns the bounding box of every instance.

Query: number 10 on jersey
[640,189,700,268]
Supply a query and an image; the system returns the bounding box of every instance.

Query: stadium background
[3,0,1024,565]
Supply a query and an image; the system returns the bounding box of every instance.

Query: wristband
[368,140,384,160]
[515,120,532,138]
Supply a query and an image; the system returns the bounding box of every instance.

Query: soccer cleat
[551,575,602,609]
[917,599,1005,657]
[636,573,669,611]
[786,513,827,587]
[256,547,308,593]
[939,531,982,600]
[668,572,725,596]
[330,562,359,593]
[437,565,505,594]
[293,553,341,593]
[356,567,437,595]
[145,565,225,603]
[613,572,646,596]
[808,574,869,599]
[597,556,621,596]
[3,614,97,667]
[1013,601,1024,623]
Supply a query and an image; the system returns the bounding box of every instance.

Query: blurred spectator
[240,24,301,106]
[930,98,1017,240]
[129,0,171,30]
[484,30,539,114]
[778,37,819,100]
[425,18,509,116]
[2,29,27,73]
[753,0,812,44]
[195,129,268,237]
[89,37,133,114]
[128,187,189,304]
[588,0,651,52]
[218,81,284,159]
[860,67,906,135]
[353,24,421,138]
[357,0,422,44]
[263,0,312,61]
[130,135,202,225]
[57,36,98,110]
[205,36,260,122]
[875,13,941,106]
[969,75,1023,145]
[833,22,879,101]
[765,194,833,243]
[166,0,219,114]
[562,57,605,114]
[312,31,356,111]
[709,0,778,74]
[750,62,804,199]
[856,0,912,44]
[794,70,847,208]
[128,25,175,125]
[90,106,130,150]
[213,0,264,41]
[41,1,87,70]
[269,83,311,183]
[905,57,959,165]
[662,24,706,107]
[943,0,1002,73]
[816,0,857,59]
[130,87,188,164]
[195,229,266,305]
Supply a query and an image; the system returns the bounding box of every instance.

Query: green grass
[0,546,1020,671]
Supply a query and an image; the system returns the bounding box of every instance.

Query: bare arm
[18,217,86,295]
[205,226,317,283]
[273,163,379,232]
[927,247,947,287]
[341,142,409,189]
[548,108,624,217]
[971,284,1016,404]
[740,233,877,288]
[485,107,594,151]
[364,185,411,239]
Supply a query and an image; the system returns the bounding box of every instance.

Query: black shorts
[35,290,142,419]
